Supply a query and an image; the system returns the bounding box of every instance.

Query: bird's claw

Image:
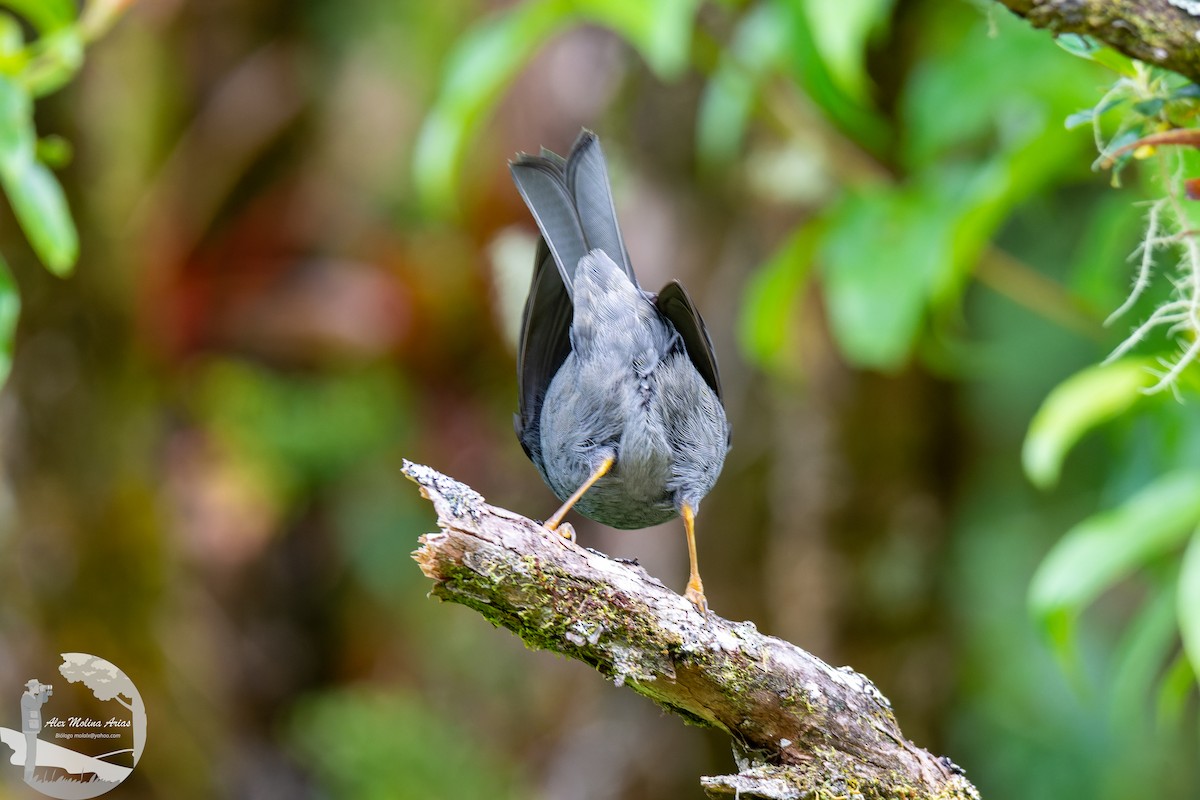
[545,521,576,543]
[685,580,708,615]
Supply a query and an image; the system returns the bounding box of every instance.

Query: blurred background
[1,0,1198,798]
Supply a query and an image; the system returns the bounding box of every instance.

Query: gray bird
[510,130,730,613]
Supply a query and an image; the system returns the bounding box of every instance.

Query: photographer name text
[44,716,131,729]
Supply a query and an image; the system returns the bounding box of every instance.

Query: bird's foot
[544,520,576,543]
[684,579,708,615]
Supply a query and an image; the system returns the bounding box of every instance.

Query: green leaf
[0,73,76,274]
[1063,108,1094,130]
[0,11,24,56]
[818,159,1015,370]
[1,155,78,274]
[801,0,894,102]
[1156,651,1195,729]
[35,133,71,167]
[21,27,85,98]
[738,221,821,377]
[819,184,934,369]
[1054,34,1095,60]
[1171,82,1200,100]
[903,7,1101,170]
[0,72,34,165]
[1029,471,1200,654]
[1023,359,1157,490]
[413,0,570,215]
[0,252,18,386]
[1064,97,1125,131]
[1082,45,1140,78]
[1132,98,1165,117]
[696,2,788,169]
[1055,34,1138,77]
[1110,576,1178,729]
[774,0,889,155]
[1100,126,1146,185]
[577,0,700,81]
[1178,527,1200,684]
[0,0,75,34]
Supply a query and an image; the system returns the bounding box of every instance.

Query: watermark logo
[1,653,146,798]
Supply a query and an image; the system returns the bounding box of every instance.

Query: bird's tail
[509,130,636,297]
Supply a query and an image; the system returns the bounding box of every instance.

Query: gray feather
[509,158,587,298]
[539,146,566,169]
[655,281,723,402]
[515,238,573,472]
[566,131,634,283]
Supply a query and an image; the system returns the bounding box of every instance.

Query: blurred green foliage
[1018,42,1200,722]
[4,0,1200,799]
[190,359,429,604]
[195,360,411,499]
[412,0,1200,795]
[414,0,706,214]
[1030,470,1200,657]
[418,0,1102,371]
[289,688,531,800]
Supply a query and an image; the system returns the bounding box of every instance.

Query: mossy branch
[994,0,1200,82]
[403,461,980,800]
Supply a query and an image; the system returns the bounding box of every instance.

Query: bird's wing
[515,236,574,467]
[565,131,635,284]
[655,280,723,401]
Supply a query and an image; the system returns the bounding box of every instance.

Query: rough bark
[995,0,1200,83]
[404,461,980,800]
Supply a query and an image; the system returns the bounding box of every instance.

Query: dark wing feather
[509,157,587,298]
[514,237,573,469]
[565,130,635,284]
[539,146,567,169]
[655,281,723,401]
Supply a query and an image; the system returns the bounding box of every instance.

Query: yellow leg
[545,456,614,539]
[682,503,708,614]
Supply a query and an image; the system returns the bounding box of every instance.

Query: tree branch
[994,0,1200,82]
[403,461,980,800]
